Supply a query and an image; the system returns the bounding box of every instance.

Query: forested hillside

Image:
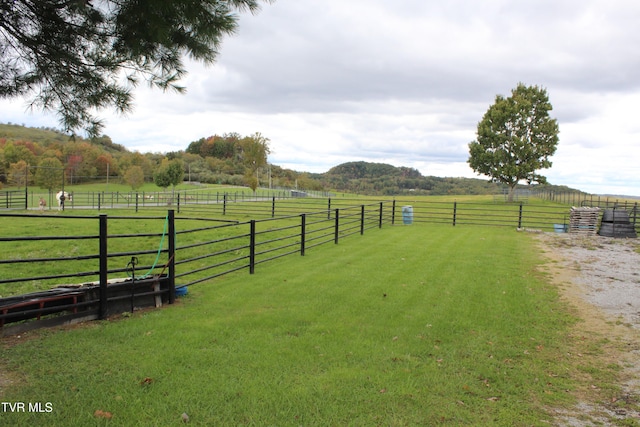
[0,123,580,196]
[316,161,513,195]
[0,124,300,191]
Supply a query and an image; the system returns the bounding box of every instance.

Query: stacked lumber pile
[568,206,600,235]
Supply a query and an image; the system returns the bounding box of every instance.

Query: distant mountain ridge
[315,161,586,196]
[0,123,584,196]
[326,161,422,180]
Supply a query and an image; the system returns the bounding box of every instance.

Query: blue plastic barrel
[175,286,188,297]
[402,206,413,225]
[553,224,567,233]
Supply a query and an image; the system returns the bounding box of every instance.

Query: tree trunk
[507,184,517,202]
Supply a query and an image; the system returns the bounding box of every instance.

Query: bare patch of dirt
[535,232,640,426]
[0,370,12,398]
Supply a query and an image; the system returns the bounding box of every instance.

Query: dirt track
[536,232,640,426]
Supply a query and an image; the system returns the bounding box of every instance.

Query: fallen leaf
[140,377,153,385]
[94,409,113,419]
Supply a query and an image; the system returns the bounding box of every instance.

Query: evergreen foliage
[0,0,270,136]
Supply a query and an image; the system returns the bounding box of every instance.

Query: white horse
[55,191,72,210]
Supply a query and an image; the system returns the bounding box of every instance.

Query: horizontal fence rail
[4,185,637,214]
[0,189,27,210]
[174,201,391,287]
[1,196,637,335]
[532,190,640,209]
[0,212,176,335]
[0,201,392,335]
[392,199,638,232]
[15,188,335,212]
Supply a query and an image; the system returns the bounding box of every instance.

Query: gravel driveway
[536,231,640,426]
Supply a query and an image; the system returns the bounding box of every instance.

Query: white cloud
[2,0,640,196]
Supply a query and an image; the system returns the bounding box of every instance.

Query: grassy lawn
[1,224,592,425]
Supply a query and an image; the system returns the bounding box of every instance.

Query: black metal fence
[25,188,334,211]
[533,189,640,209]
[2,197,638,335]
[0,212,177,335]
[0,200,391,335]
[0,189,27,209]
[393,199,638,232]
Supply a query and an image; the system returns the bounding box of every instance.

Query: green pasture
[0,212,170,296]
[7,182,315,210]
[0,197,575,297]
[0,198,570,297]
[0,222,625,426]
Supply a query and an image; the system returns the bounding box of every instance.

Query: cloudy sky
[2,0,640,196]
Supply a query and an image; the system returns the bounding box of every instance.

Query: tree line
[0,124,580,197]
[0,124,277,192]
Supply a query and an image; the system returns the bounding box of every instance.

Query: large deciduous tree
[153,158,184,191]
[0,0,270,136]
[124,165,145,190]
[239,132,270,192]
[468,83,559,202]
[8,160,29,186]
[35,157,63,191]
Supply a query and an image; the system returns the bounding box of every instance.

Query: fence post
[99,214,108,320]
[168,210,176,304]
[272,196,276,218]
[518,202,523,229]
[249,220,256,274]
[177,193,181,214]
[334,208,340,244]
[135,192,139,213]
[360,205,365,235]
[392,200,396,225]
[328,198,332,220]
[300,214,306,256]
[453,201,457,226]
[379,202,384,228]
[223,194,227,215]
[98,193,101,211]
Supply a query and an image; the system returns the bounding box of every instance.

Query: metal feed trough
[0,275,170,336]
[598,208,637,238]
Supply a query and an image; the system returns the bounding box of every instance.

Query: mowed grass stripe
[2,225,576,426]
